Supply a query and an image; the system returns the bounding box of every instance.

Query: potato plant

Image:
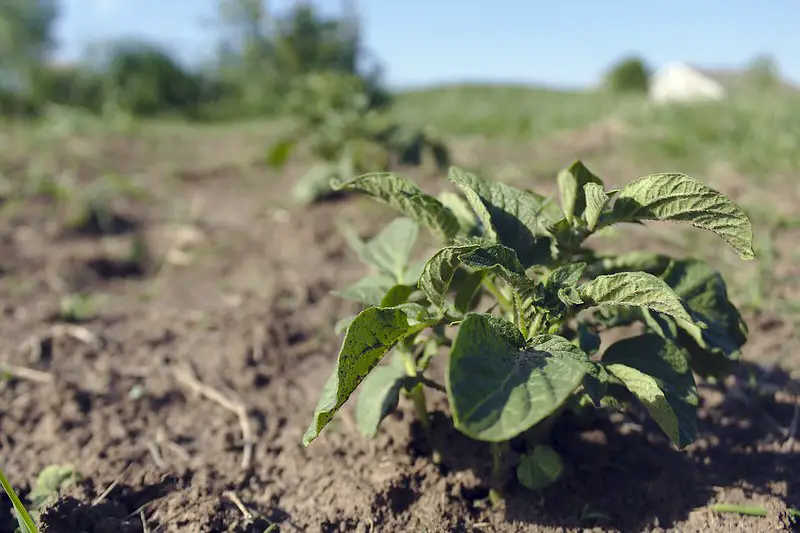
[267,72,449,204]
[303,161,754,500]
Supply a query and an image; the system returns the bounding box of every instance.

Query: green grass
[0,467,38,533]
[618,92,800,179]
[392,82,800,179]
[393,83,633,139]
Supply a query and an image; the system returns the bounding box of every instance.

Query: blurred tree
[211,0,387,116]
[99,40,202,117]
[744,54,781,92]
[604,56,650,94]
[29,63,105,112]
[0,0,58,115]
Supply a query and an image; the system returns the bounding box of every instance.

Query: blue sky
[56,0,800,88]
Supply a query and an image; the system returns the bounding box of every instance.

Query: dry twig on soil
[173,364,254,469]
[0,362,53,383]
[222,490,254,521]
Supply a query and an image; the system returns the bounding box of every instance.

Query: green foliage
[0,0,58,92]
[604,56,650,93]
[305,161,754,497]
[213,0,381,117]
[267,71,449,204]
[101,40,203,117]
[28,464,78,511]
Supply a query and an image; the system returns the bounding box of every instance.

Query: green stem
[483,277,513,315]
[401,349,441,464]
[489,441,509,506]
[709,503,768,517]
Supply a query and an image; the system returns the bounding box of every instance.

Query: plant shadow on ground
[410,361,799,532]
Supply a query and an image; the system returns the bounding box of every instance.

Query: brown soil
[0,134,798,533]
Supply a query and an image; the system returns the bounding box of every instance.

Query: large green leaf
[658,259,748,377]
[303,305,439,445]
[588,254,748,377]
[606,173,755,260]
[448,167,553,267]
[355,354,415,438]
[336,173,460,239]
[447,314,588,442]
[579,271,693,324]
[360,217,419,281]
[556,160,603,223]
[332,273,396,305]
[603,334,699,447]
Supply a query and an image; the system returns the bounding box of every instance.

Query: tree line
[0,0,386,120]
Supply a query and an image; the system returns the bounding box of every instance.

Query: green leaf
[545,262,586,288]
[266,138,297,169]
[291,163,340,205]
[452,269,485,315]
[303,305,439,445]
[587,251,673,277]
[658,259,748,377]
[438,191,479,235]
[332,273,396,306]
[589,255,748,378]
[361,217,419,281]
[459,244,526,276]
[418,244,479,308]
[403,258,427,285]
[516,445,565,490]
[419,243,527,311]
[30,464,78,509]
[334,315,356,335]
[337,173,460,239]
[603,334,698,447]
[447,314,589,442]
[355,356,415,438]
[448,167,553,267]
[583,182,610,231]
[578,272,693,324]
[576,322,601,354]
[607,173,755,260]
[557,160,604,223]
[337,220,365,257]
[380,284,415,307]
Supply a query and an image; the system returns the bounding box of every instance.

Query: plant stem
[483,277,513,316]
[401,349,441,463]
[489,441,509,506]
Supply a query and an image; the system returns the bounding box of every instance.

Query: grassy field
[1,85,798,531]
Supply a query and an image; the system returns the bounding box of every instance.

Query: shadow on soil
[413,361,799,532]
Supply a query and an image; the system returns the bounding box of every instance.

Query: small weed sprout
[266,72,450,204]
[303,161,755,501]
